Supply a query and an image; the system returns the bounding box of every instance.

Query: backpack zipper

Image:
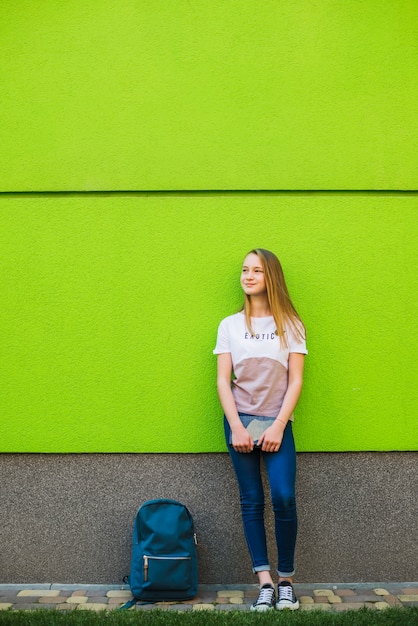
[143,555,191,582]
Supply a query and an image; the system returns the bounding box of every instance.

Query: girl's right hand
[231,428,254,453]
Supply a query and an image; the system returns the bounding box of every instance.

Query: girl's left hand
[258,424,284,453]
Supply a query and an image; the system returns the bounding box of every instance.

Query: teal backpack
[122,499,198,607]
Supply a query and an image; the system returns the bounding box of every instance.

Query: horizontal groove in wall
[0,189,417,197]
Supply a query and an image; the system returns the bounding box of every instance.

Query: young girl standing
[213,248,307,611]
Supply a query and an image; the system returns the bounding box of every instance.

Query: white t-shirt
[213,312,307,418]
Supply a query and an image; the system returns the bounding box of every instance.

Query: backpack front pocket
[143,554,192,591]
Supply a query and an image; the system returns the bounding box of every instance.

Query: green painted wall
[1,194,417,452]
[0,2,417,452]
[0,1,417,191]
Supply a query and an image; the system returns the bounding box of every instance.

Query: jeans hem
[253,565,271,573]
[277,569,295,578]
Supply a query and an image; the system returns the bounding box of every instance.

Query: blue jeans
[224,415,297,577]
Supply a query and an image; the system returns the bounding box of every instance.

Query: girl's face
[240,253,267,296]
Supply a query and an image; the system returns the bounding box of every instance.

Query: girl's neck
[249,295,271,318]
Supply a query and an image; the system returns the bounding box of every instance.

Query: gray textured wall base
[1,452,417,584]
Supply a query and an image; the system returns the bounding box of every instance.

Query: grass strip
[0,607,416,625]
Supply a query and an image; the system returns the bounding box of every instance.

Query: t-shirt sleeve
[213,319,231,354]
[288,323,308,355]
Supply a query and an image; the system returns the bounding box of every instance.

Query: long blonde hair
[241,248,305,348]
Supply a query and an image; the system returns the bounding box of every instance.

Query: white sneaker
[250,583,276,611]
[276,580,299,610]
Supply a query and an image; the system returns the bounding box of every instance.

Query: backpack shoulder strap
[119,597,157,610]
[119,598,138,610]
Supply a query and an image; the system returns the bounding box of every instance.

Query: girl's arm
[258,352,305,453]
[217,353,254,452]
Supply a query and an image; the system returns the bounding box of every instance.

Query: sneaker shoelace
[278,583,293,601]
[256,585,275,605]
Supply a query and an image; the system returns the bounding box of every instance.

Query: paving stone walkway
[0,583,417,612]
